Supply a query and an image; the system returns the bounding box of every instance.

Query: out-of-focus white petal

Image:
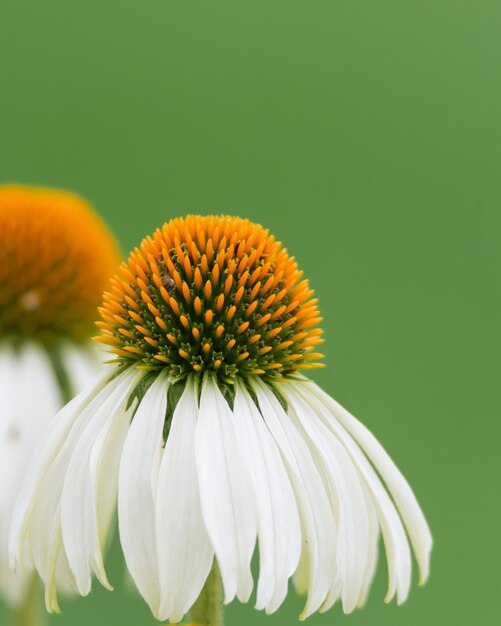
[1,344,60,605]
[233,381,301,614]
[156,377,214,623]
[60,368,140,596]
[292,380,415,604]
[308,383,432,585]
[283,385,370,614]
[196,375,256,605]
[118,372,167,617]
[251,378,337,619]
[60,342,102,393]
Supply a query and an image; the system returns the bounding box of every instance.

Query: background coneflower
[0,185,120,625]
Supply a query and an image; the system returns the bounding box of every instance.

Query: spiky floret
[97,215,324,383]
[0,185,120,344]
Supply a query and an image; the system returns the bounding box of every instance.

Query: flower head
[11,215,432,623]
[96,215,323,380]
[0,185,120,344]
[0,185,120,608]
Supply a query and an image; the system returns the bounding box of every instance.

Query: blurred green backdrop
[0,1,498,625]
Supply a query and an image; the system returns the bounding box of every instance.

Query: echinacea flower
[11,215,432,623]
[0,185,120,610]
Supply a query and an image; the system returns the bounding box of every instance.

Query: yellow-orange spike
[224,274,233,295]
[216,293,225,312]
[205,310,214,324]
[183,255,193,279]
[201,254,209,276]
[245,301,258,317]
[238,270,250,288]
[261,294,275,312]
[250,282,261,301]
[190,241,200,264]
[256,313,271,328]
[169,297,180,316]
[266,327,282,339]
[203,342,211,353]
[212,264,220,284]
[129,311,143,325]
[192,327,200,341]
[216,324,225,339]
[180,315,190,329]
[204,280,212,300]
[262,275,275,294]
[237,351,250,361]
[194,296,202,316]
[238,321,250,333]
[182,282,191,304]
[194,267,203,290]
[226,305,237,322]
[226,338,236,350]
[147,302,161,318]
[271,305,286,320]
[234,286,245,305]
[155,316,167,331]
[206,238,214,260]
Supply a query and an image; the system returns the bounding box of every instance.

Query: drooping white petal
[0,343,60,605]
[291,380,416,604]
[302,378,433,583]
[282,385,371,614]
[233,381,301,614]
[251,377,337,618]
[60,367,141,596]
[156,377,214,623]
[10,369,111,581]
[306,382,432,585]
[195,375,256,605]
[118,372,168,617]
[356,484,380,608]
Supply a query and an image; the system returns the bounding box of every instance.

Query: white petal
[356,484,379,608]
[282,384,370,613]
[118,372,168,617]
[60,368,140,595]
[195,376,256,605]
[233,381,301,614]
[60,342,102,393]
[10,368,112,576]
[156,377,214,622]
[251,378,337,618]
[292,380,414,603]
[308,383,432,584]
[0,343,60,605]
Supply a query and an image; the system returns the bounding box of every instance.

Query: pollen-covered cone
[0,185,120,607]
[10,215,432,621]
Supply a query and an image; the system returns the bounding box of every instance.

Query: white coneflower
[11,215,432,624]
[0,185,120,620]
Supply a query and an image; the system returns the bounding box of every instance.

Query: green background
[0,1,498,625]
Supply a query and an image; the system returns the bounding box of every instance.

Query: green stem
[188,560,223,626]
[12,576,44,626]
[45,344,74,405]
